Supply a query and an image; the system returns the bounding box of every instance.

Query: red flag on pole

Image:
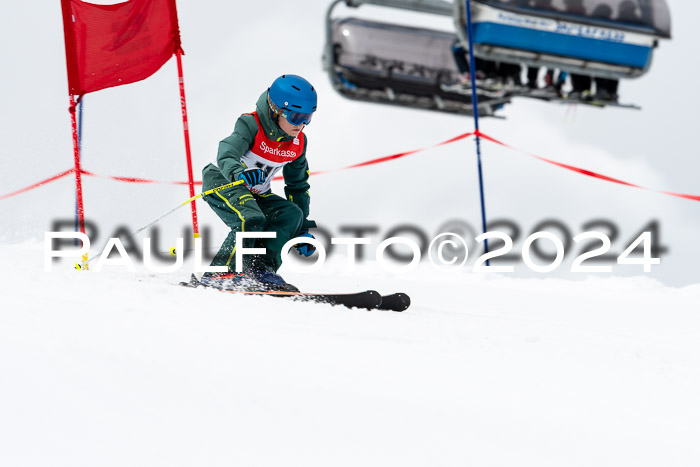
[61,0,181,96]
[60,0,200,249]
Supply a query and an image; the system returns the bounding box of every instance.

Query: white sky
[0,0,698,285]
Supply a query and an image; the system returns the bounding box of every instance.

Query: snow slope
[2,1,700,465]
[1,243,699,467]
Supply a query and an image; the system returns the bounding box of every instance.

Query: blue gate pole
[465,0,490,265]
[74,97,83,245]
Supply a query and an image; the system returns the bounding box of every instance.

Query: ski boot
[199,272,255,291]
[247,269,299,293]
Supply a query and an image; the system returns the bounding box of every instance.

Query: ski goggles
[269,94,313,126]
[281,109,313,126]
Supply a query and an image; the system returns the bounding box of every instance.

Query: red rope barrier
[0,168,75,201]
[3,131,699,203]
[273,131,475,179]
[79,169,202,185]
[475,130,700,202]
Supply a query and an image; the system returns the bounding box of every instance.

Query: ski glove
[294,231,316,257]
[238,168,266,187]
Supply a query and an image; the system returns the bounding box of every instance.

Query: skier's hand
[238,168,266,187]
[294,231,316,257]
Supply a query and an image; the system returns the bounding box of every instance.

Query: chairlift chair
[324,0,671,112]
[324,0,511,117]
[455,0,671,106]
[457,0,671,80]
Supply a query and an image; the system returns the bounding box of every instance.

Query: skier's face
[278,114,305,137]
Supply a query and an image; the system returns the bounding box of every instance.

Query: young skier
[199,74,318,291]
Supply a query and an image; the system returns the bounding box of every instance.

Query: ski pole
[75,179,245,269]
[128,179,245,239]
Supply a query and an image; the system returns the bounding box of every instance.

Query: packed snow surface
[1,242,698,467]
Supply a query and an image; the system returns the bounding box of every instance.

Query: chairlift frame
[324,0,510,117]
[324,0,669,112]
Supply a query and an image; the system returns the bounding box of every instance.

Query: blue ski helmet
[267,74,317,126]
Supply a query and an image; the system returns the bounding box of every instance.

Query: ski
[226,289,384,310]
[379,293,411,312]
[179,275,409,311]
